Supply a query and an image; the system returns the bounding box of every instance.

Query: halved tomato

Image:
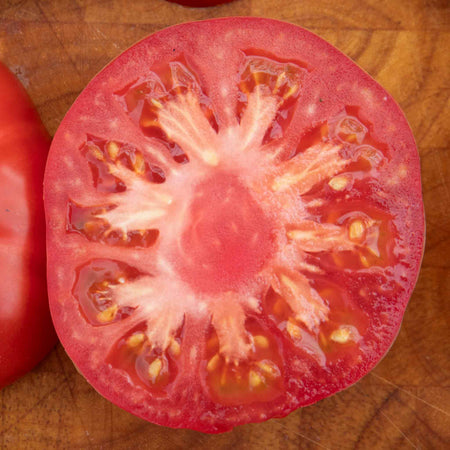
[0,62,57,389]
[44,18,424,432]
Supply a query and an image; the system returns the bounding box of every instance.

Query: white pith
[71,58,382,375]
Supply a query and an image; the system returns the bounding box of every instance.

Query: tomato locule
[0,62,57,389]
[44,18,424,432]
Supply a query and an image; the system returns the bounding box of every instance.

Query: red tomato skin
[166,0,234,6]
[0,63,57,389]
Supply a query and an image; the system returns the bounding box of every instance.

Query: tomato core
[177,171,275,293]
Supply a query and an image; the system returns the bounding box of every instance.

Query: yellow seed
[169,339,181,357]
[127,332,146,348]
[273,71,286,94]
[367,244,380,258]
[283,84,298,100]
[97,304,118,323]
[330,327,351,343]
[207,353,220,373]
[249,370,263,389]
[140,118,161,128]
[107,141,119,160]
[257,361,280,379]
[133,152,146,175]
[150,98,163,109]
[286,319,302,340]
[328,175,349,191]
[117,276,125,284]
[360,254,371,267]
[349,220,365,240]
[253,335,269,349]
[148,358,163,382]
[89,146,104,161]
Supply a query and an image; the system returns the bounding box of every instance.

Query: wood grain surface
[1,0,449,448]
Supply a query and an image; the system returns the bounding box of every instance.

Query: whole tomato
[166,0,235,6]
[0,63,57,389]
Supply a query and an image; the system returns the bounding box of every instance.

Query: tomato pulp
[44,18,424,432]
[0,63,57,389]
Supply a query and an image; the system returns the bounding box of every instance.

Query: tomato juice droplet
[175,171,276,293]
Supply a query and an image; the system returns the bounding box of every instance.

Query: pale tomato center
[176,171,275,293]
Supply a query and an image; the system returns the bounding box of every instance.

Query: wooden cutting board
[1,1,449,448]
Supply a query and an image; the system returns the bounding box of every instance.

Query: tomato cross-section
[44,18,424,433]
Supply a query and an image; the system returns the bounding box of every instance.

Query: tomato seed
[349,220,365,240]
[286,319,302,340]
[169,339,181,357]
[283,85,298,100]
[148,358,163,382]
[207,353,220,373]
[127,333,146,348]
[107,141,119,160]
[253,335,269,349]
[97,304,118,323]
[89,146,105,161]
[328,175,349,191]
[248,370,263,389]
[256,361,280,379]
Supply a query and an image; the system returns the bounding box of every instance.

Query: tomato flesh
[44,18,424,432]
